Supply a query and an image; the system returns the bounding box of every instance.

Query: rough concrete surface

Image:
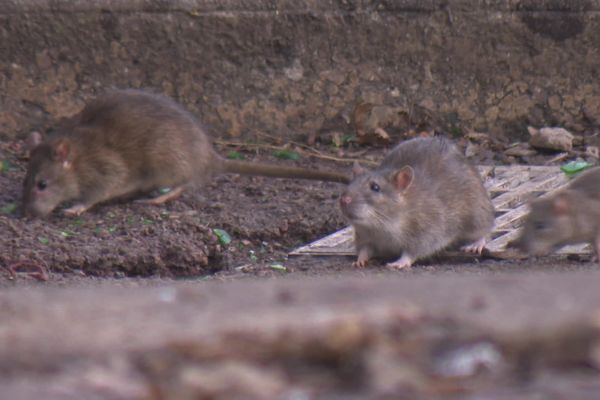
[2,0,600,141]
[3,272,600,399]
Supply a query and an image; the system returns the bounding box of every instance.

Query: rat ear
[52,139,71,163]
[552,192,570,215]
[26,131,43,151]
[352,161,366,178]
[392,166,414,191]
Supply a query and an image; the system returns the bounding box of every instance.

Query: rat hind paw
[385,253,413,270]
[461,237,487,255]
[136,186,184,205]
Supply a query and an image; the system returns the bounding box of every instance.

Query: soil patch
[0,139,349,280]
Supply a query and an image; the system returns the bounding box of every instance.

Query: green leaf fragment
[159,187,172,194]
[227,151,244,160]
[60,230,77,238]
[0,203,17,214]
[38,236,49,245]
[213,228,232,245]
[272,150,301,161]
[342,134,355,144]
[269,263,287,272]
[71,218,85,226]
[248,249,257,262]
[0,159,12,173]
[561,160,593,176]
[449,126,462,137]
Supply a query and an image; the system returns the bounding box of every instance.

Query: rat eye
[533,221,546,231]
[36,179,48,191]
[370,182,381,192]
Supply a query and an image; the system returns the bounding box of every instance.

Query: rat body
[23,89,349,218]
[512,166,600,258]
[339,137,494,269]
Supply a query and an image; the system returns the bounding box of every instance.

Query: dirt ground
[0,133,573,283]
[1,137,356,281]
[2,136,600,399]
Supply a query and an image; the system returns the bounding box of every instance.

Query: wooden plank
[490,171,566,210]
[493,203,530,230]
[289,227,354,256]
[486,229,520,252]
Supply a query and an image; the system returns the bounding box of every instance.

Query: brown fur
[339,137,495,268]
[512,167,600,258]
[22,89,349,217]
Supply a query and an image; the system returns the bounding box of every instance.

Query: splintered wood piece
[290,165,588,258]
[292,226,355,256]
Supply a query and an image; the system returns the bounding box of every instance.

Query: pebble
[528,126,574,152]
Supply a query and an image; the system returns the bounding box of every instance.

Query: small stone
[284,59,304,81]
[465,142,479,158]
[586,146,599,159]
[465,131,491,143]
[528,126,574,152]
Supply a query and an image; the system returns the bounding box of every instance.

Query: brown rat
[339,136,495,269]
[23,89,349,218]
[511,166,600,259]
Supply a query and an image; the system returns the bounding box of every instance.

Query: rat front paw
[461,237,487,255]
[63,204,88,216]
[352,259,369,268]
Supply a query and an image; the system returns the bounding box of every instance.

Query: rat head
[511,191,577,256]
[22,132,79,218]
[340,162,414,228]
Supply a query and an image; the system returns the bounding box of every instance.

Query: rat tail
[221,159,350,184]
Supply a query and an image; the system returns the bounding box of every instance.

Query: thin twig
[256,132,339,159]
[7,261,49,281]
[214,139,378,166]
[252,131,380,163]
[544,152,569,165]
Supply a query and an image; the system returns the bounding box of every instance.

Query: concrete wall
[1,0,599,140]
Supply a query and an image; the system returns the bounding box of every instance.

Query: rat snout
[507,233,555,257]
[22,201,52,219]
[22,190,57,218]
[340,193,353,208]
[339,192,360,220]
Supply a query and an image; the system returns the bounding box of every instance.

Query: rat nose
[340,194,352,207]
